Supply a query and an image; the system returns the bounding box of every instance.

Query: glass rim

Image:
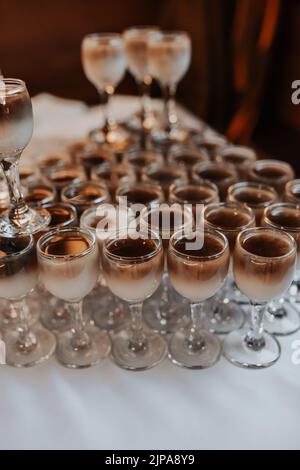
[82,32,124,44]
[37,226,96,261]
[204,201,255,232]
[80,203,135,231]
[115,181,163,198]
[103,228,163,262]
[42,202,78,228]
[148,30,191,42]
[236,226,297,261]
[170,146,209,160]
[123,25,161,36]
[169,228,229,261]
[217,144,257,159]
[0,78,26,95]
[250,159,294,179]
[139,204,194,232]
[227,181,278,207]
[0,234,34,261]
[61,180,109,201]
[192,160,237,181]
[263,202,300,231]
[169,179,219,204]
[285,178,300,193]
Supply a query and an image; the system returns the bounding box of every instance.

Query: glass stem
[13,298,37,353]
[187,302,206,351]
[138,79,151,124]
[162,83,177,133]
[129,302,147,353]
[99,86,114,137]
[0,154,31,228]
[158,271,170,319]
[244,302,266,351]
[70,301,90,350]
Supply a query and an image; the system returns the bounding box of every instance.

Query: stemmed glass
[215,145,257,178]
[0,79,50,236]
[0,234,56,366]
[167,229,230,368]
[223,227,296,368]
[37,227,111,368]
[123,26,161,132]
[102,228,166,370]
[246,159,294,195]
[262,202,300,335]
[81,33,128,145]
[148,31,191,144]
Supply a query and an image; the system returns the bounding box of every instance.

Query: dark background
[1,0,300,171]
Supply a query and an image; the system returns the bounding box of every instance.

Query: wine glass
[81,33,128,146]
[223,227,296,368]
[102,228,166,371]
[123,26,161,132]
[0,234,56,366]
[61,181,110,217]
[262,202,300,335]
[148,31,191,144]
[37,227,111,368]
[192,161,238,201]
[285,179,300,203]
[215,145,257,178]
[246,159,294,196]
[0,78,50,236]
[167,229,230,368]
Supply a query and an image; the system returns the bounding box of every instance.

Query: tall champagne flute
[148,31,191,144]
[81,33,128,146]
[123,26,161,132]
[0,79,50,236]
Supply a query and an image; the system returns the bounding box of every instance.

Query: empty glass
[102,228,166,370]
[148,31,191,143]
[223,227,296,368]
[38,227,111,368]
[0,79,50,235]
[167,229,229,368]
[0,234,56,366]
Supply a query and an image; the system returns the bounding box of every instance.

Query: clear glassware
[91,161,136,201]
[215,145,257,178]
[227,181,278,226]
[124,149,163,181]
[0,168,9,211]
[61,181,110,217]
[0,234,56,367]
[123,26,161,132]
[167,229,229,368]
[140,204,193,333]
[24,182,57,207]
[204,202,255,333]
[223,227,296,368]
[38,153,70,177]
[262,202,300,335]
[190,130,228,158]
[0,79,50,235]
[192,161,238,201]
[284,179,300,203]
[72,143,113,179]
[19,166,40,188]
[169,180,219,220]
[81,33,128,146]
[35,202,78,332]
[246,159,294,196]
[116,181,164,209]
[148,31,191,144]
[168,146,209,180]
[80,204,134,331]
[102,228,166,370]
[37,227,111,368]
[45,164,86,200]
[141,161,186,200]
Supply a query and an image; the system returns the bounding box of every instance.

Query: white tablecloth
[1,95,300,450]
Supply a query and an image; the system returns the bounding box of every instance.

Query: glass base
[0,293,40,329]
[88,125,131,148]
[206,299,245,334]
[168,329,222,369]
[56,326,111,369]
[223,328,281,369]
[0,206,50,236]
[151,126,189,145]
[85,287,130,331]
[264,301,300,336]
[4,323,56,367]
[143,297,190,334]
[40,297,74,333]
[124,110,162,133]
[111,328,166,371]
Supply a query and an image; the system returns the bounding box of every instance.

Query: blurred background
[1,0,300,166]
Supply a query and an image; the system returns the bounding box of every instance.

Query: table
[1,95,300,450]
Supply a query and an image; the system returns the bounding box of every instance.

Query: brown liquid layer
[254,166,288,179]
[267,207,300,229]
[197,168,233,182]
[122,188,160,204]
[222,154,248,164]
[234,187,274,205]
[43,235,90,256]
[108,237,157,258]
[206,207,251,230]
[25,187,54,203]
[242,232,292,257]
[148,169,181,184]
[175,186,213,203]
[174,153,204,166]
[173,234,224,257]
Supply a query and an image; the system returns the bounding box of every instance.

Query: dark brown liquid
[234,187,275,205]
[48,206,74,227]
[254,166,288,179]
[108,237,157,258]
[81,154,108,167]
[242,232,292,258]
[148,169,181,184]
[65,186,105,202]
[41,156,64,168]
[174,234,224,257]
[0,237,30,257]
[174,153,204,167]
[20,168,34,181]
[267,207,300,229]
[197,167,233,182]
[130,156,147,167]
[43,234,90,256]
[25,187,54,204]
[51,171,81,185]
[122,188,160,205]
[207,207,251,229]
[175,186,213,203]
[222,154,248,164]
[147,208,187,232]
